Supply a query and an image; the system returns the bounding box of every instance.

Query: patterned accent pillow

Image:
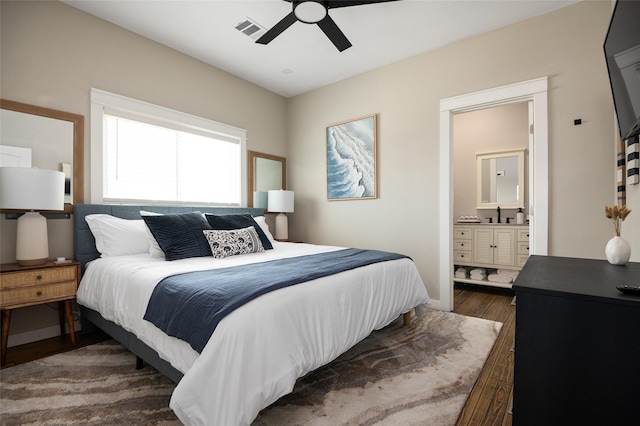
[203,226,265,259]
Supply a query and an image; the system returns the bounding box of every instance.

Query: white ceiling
[62,0,580,98]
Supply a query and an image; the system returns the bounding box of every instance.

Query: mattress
[77,241,430,425]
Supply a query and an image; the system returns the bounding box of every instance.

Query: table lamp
[268,189,294,240]
[0,167,65,266]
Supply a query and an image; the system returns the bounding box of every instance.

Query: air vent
[235,18,266,41]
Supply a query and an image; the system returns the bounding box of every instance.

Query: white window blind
[91,89,246,206]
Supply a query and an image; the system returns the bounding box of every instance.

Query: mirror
[1,99,84,214]
[247,150,286,209]
[476,149,525,209]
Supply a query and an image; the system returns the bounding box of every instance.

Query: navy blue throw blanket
[143,248,409,353]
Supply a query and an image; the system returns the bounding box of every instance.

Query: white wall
[286,0,628,303]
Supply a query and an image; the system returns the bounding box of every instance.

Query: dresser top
[513,255,640,306]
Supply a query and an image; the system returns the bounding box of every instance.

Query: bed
[73,204,430,425]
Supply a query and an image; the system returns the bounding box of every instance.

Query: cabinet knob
[36,291,42,296]
[36,275,42,280]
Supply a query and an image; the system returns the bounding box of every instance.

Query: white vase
[605,236,631,265]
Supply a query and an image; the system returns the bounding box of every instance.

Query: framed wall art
[326,114,377,200]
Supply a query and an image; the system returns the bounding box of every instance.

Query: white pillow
[253,216,275,242]
[140,210,164,258]
[85,214,150,257]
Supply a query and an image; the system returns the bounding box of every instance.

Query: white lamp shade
[0,167,65,211]
[268,190,294,213]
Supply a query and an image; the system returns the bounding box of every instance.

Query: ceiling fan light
[293,1,327,24]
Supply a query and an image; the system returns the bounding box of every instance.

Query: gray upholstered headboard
[73,204,265,274]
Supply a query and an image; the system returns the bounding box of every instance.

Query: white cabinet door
[473,228,494,265]
[472,227,515,267]
[494,228,515,267]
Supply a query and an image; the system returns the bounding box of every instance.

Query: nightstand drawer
[0,265,77,289]
[1,280,77,307]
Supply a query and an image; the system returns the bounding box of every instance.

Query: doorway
[438,77,549,311]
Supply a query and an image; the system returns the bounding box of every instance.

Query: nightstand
[0,261,80,365]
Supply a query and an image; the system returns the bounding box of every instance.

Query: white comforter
[77,242,430,425]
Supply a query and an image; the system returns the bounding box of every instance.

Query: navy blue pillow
[142,212,212,261]
[205,214,273,250]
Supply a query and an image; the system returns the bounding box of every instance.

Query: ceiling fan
[256,0,400,52]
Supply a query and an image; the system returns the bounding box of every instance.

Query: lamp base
[274,213,289,241]
[16,212,50,266]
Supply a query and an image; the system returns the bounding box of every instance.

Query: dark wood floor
[454,283,515,426]
[2,285,515,425]
[0,328,109,369]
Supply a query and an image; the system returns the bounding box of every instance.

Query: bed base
[80,306,183,383]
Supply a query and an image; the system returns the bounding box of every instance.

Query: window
[90,89,247,206]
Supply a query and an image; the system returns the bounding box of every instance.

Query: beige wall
[2,0,638,340]
[0,0,287,342]
[0,0,287,265]
[453,102,530,220]
[286,0,637,302]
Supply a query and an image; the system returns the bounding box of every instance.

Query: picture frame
[326,114,377,201]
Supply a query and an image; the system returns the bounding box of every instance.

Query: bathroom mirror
[476,149,525,209]
[247,150,286,209]
[0,99,84,214]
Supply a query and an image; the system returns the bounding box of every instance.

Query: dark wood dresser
[512,255,640,426]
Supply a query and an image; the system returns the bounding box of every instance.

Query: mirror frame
[1,99,84,214]
[247,150,286,208]
[476,148,525,210]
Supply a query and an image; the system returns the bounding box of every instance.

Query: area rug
[0,310,501,426]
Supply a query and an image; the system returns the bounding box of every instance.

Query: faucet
[497,206,501,224]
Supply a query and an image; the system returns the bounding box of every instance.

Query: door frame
[438,77,549,311]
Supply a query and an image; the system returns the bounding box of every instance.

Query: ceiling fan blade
[327,0,401,9]
[256,12,298,45]
[316,15,352,52]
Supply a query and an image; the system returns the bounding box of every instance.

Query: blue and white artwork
[326,114,377,200]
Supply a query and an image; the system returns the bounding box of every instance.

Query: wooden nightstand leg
[1,309,11,366]
[63,300,76,346]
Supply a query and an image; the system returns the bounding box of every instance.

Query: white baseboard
[7,320,82,348]
[426,298,446,311]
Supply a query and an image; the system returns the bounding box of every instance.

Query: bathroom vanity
[454,223,529,288]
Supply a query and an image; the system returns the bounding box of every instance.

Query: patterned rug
[0,310,501,426]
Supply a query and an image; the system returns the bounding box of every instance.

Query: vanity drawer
[517,241,530,255]
[454,251,473,263]
[455,240,472,251]
[517,255,530,268]
[517,229,530,242]
[455,227,472,240]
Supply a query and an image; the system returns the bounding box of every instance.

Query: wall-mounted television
[604,0,640,140]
